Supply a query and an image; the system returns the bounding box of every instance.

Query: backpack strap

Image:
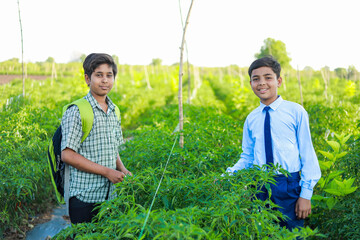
[63,98,94,143]
[62,99,120,215]
[114,105,121,120]
[62,98,93,215]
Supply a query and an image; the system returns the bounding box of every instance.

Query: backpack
[47,98,120,204]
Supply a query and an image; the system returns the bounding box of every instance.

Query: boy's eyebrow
[94,71,113,74]
[251,73,272,78]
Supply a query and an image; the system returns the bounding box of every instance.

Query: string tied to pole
[138,134,179,239]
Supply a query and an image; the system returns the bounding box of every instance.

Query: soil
[2,202,69,240]
[0,75,49,85]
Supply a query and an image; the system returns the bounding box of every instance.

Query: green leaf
[343,178,355,188]
[311,194,325,201]
[341,133,352,145]
[318,178,325,188]
[327,170,344,181]
[326,197,338,210]
[333,178,345,188]
[324,178,358,197]
[318,150,334,161]
[326,140,340,153]
[335,152,347,159]
[265,183,272,198]
[318,160,332,170]
[324,188,343,196]
[334,132,343,141]
[229,219,238,228]
[341,187,358,195]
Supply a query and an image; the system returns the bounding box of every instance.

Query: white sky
[1,0,359,70]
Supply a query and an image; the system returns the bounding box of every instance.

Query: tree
[46,57,55,63]
[347,65,358,80]
[80,54,86,62]
[255,38,292,69]
[334,67,347,79]
[303,66,314,72]
[112,55,119,65]
[151,58,162,66]
[7,58,19,63]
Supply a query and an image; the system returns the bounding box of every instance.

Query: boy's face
[250,66,282,106]
[85,63,114,100]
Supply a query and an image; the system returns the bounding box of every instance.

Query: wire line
[138,134,179,239]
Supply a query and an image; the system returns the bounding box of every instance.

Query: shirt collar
[260,95,283,111]
[85,91,115,113]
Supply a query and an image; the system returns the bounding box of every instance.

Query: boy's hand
[106,169,126,183]
[295,197,311,219]
[121,168,133,177]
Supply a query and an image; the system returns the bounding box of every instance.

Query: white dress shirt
[226,96,321,200]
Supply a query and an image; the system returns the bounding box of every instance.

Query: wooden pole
[320,68,328,100]
[144,65,152,89]
[282,72,286,91]
[238,67,244,88]
[178,0,195,148]
[179,0,192,105]
[17,0,25,96]
[297,66,304,106]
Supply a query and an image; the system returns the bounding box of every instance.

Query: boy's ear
[277,77,282,87]
[85,74,91,86]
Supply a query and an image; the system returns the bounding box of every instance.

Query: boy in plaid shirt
[61,53,132,224]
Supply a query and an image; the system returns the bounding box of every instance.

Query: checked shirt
[61,91,124,203]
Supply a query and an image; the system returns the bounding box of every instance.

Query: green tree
[255,38,292,69]
[334,67,347,79]
[303,66,314,72]
[8,58,19,63]
[45,57,55,63]
[151,58,162,66]
[80,54,86,63]
[347,65,358,80]
[112,55,120,65]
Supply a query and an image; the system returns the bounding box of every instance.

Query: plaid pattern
[61,92,124,203]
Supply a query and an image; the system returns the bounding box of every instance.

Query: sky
[1,0,359,70]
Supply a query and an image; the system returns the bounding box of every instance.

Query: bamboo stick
[17,0,25,96]
[144,65,152,89]
[297,66,303,106]
[320,68,328,100]
[178,0,195,148]
[179,0,192,105]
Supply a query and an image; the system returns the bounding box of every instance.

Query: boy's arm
[62,148,126,183]
[61,106,125,183]
[297,109,321,200]
[225,118,254,175]
[116,153,132,176]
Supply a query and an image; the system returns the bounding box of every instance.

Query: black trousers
[69,197,100,224]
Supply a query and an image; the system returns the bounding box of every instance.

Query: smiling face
[250,66,282,106]
[85,63,114,102]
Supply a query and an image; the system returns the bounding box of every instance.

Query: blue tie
[264,106,273,166]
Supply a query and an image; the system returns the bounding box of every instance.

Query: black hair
[83,53,117,78]
[248,56,281,79]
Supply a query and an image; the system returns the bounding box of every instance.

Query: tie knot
[264,106,271,112]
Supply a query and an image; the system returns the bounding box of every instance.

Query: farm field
[0,60,359,239]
